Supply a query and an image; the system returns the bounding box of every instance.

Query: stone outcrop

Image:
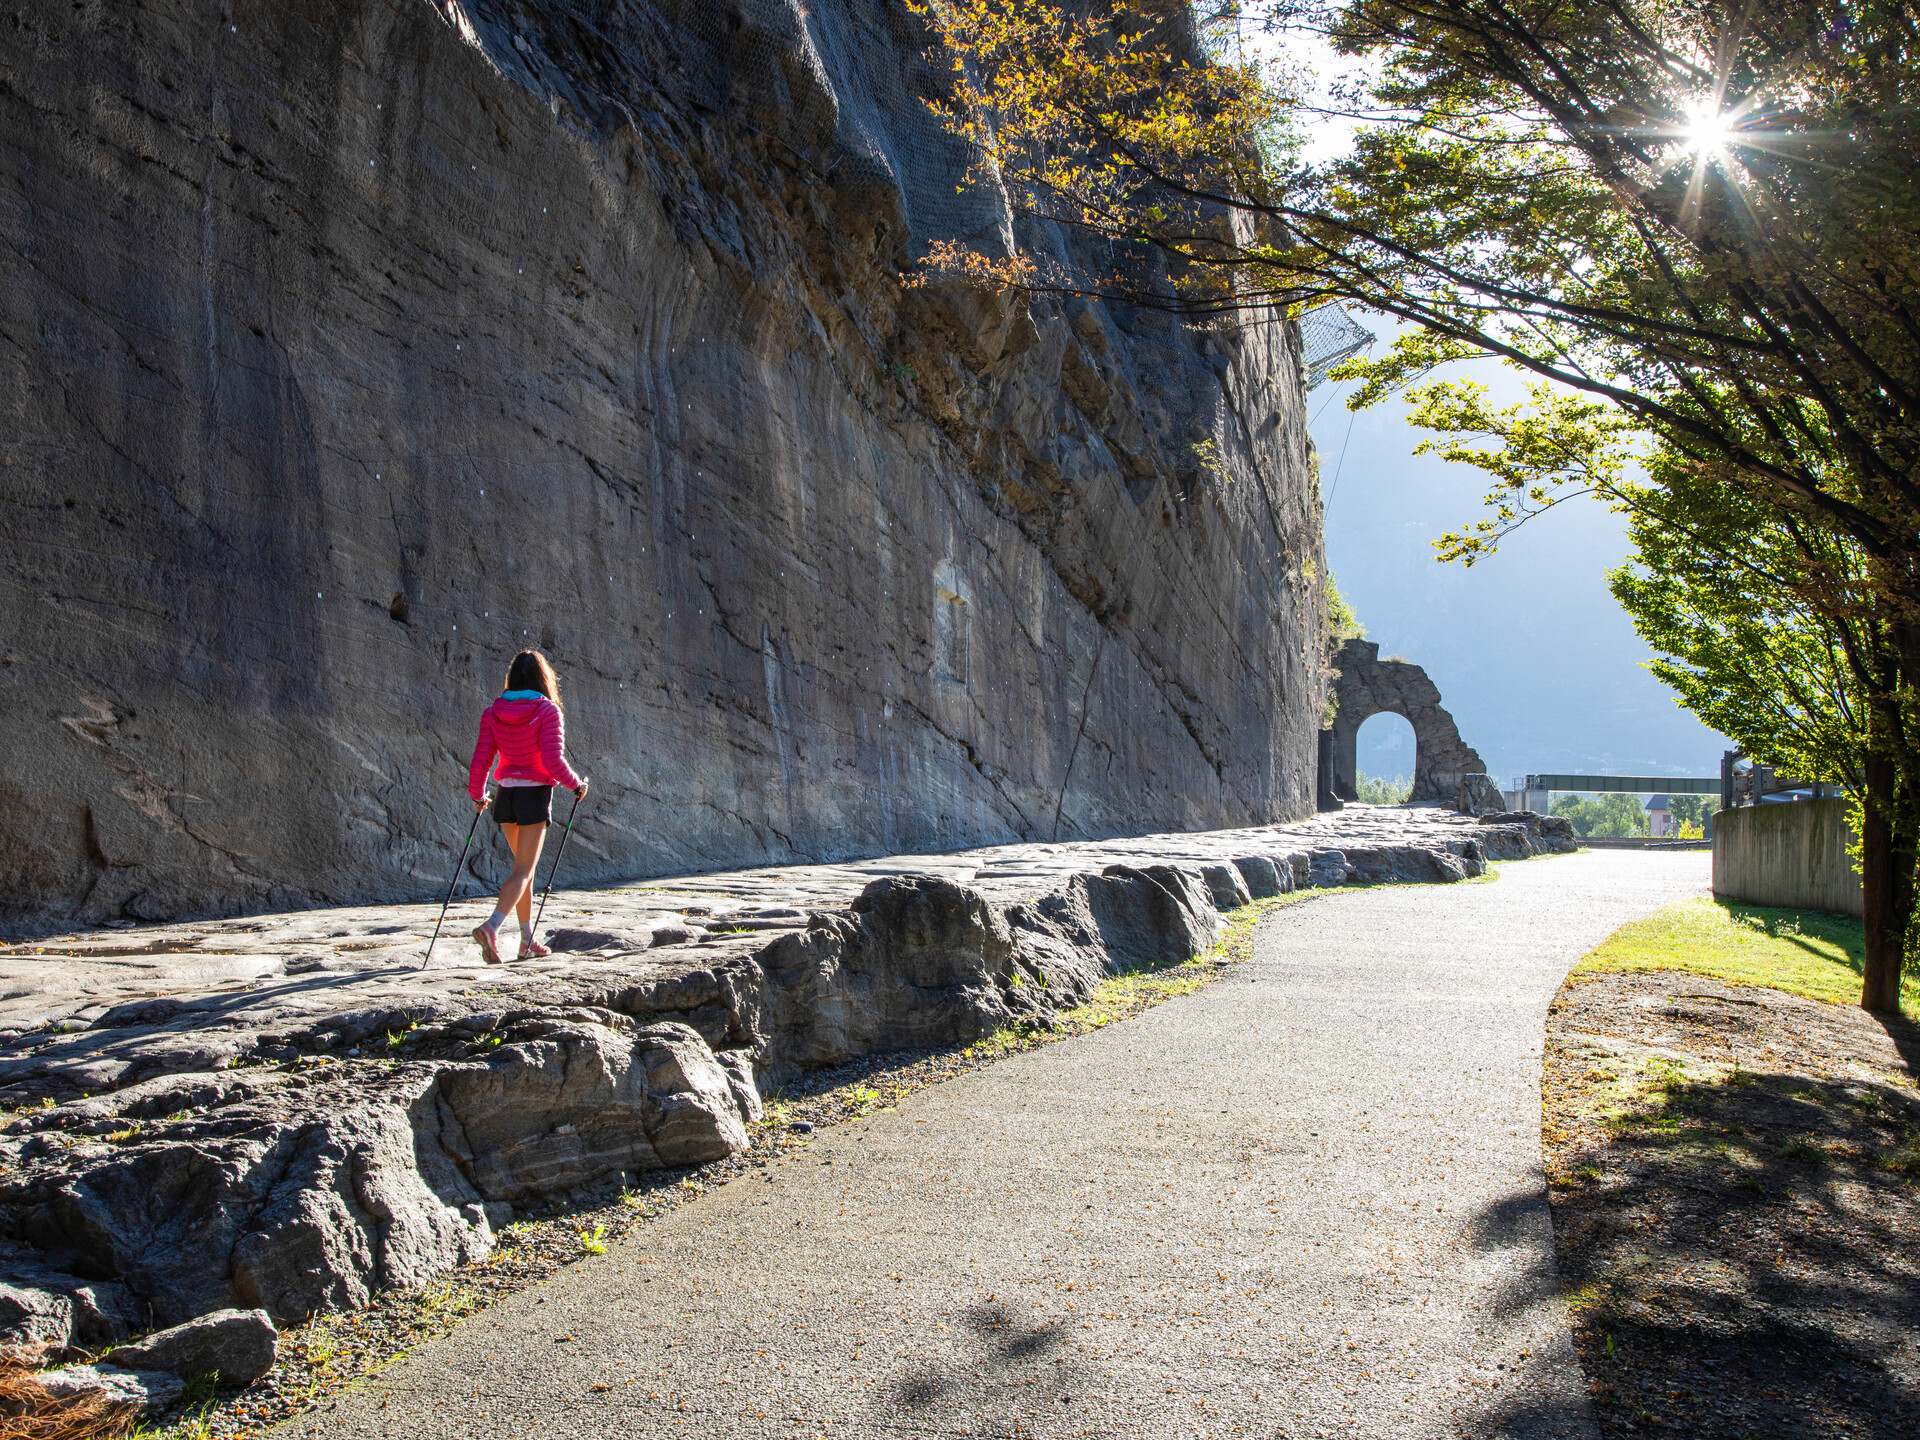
[1323,640,1489,804]
[0,809,1556,1341]
[1475,810,1578,858]
[0,864,1229,1329]
[0,1016,761,1327]
[0,1245,143,1350]
[0,0,1327,938]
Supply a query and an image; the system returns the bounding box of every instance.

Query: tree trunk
[1859,751,1916,1013]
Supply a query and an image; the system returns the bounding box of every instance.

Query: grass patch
[1572,896,1919,1018]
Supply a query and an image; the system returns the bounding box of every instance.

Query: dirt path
[278,851,1707,1440]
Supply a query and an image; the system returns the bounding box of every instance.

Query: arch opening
[1355,712,1416,804]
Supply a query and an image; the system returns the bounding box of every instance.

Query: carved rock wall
[0,0,1325,933]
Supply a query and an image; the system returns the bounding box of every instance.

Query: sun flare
[1681,96,1737,153]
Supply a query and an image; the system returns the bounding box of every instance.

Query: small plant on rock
[303,1329,340,1373]
[578,1224,609,1255]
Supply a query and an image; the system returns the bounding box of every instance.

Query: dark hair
[505,650,562,709]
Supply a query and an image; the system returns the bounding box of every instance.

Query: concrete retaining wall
[1712,800,1862,918]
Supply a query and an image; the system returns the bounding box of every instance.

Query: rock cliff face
[0,0,1326,933]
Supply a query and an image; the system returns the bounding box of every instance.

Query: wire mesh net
[1299,302,1376,388]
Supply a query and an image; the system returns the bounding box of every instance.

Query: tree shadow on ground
[1551,1059,1920,1438]
[1873,1007,1920,1074]
[886,1302,1073,1420]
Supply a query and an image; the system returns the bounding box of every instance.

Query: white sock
[481,910,508,934]
[519,922,535,948]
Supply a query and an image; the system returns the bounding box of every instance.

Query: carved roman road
[288,850,1708,1440]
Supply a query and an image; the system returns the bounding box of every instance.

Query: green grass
[1573,895,1920,1018]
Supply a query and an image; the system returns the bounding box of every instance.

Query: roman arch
[1322,639,1490,804]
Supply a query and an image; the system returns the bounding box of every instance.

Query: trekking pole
[422,805,484,970]
[532,789,583,937]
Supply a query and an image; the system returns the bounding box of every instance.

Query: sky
[1310,341,1730,790]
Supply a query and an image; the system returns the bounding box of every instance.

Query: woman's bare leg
[474,820,546,962]
[496,821,548,918]
[496,821,518,913]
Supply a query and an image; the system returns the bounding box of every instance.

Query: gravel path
[283,850,1708,1440]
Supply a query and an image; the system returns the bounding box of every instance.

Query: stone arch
[1323,639,1487,804]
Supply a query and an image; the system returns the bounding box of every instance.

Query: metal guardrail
[1719,750,1839,811]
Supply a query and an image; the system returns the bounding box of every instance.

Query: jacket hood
[487,695,554,727]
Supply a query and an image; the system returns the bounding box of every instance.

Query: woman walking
[467,650,588,963]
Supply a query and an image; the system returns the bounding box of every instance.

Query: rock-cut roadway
[287,849,1709,1440]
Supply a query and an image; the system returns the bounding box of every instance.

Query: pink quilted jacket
[467,694,583,802]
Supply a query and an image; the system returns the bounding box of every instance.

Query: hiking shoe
[471,925,502,964]
[518,939,552,961]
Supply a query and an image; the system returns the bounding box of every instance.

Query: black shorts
[492,785,553,826]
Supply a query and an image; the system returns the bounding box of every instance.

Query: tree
[1552,792,1650,838]
[1606,453,1913,988]
[1356,771,1412,804]
[1392,376,1909,1002]
[1667,795,1713,830]
[914,0,1920,1010]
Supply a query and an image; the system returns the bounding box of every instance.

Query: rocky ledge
[0,807,1571,1354]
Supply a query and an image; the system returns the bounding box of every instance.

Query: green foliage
[1606,457,1868,796]
[923,0,1920,590]
[1324,570,1364,641]
[918,0,1920,994]
[1355,771,1411,804]
[1551,793,1649,838]
[181,1372,220,1408]
[1667,795,1712,828]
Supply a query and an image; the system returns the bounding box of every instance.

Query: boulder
[1199,863,1253,912]
[1230,855,1285,899]
[633,1024,752,1167]
[1475,811,1579,858]
[1083,865,1222,971]
[226,1092,490,1324]
[714,1049,763,1123]
[1305,850,1355,888]
[434,1019,748,1201]
[106,1307,277,1384]
[1456,774,1505,816]
[0,1282,75,1348]
[38,1362,184,1414]
[834,876,1025,1053]
[0,1267,139,1349]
